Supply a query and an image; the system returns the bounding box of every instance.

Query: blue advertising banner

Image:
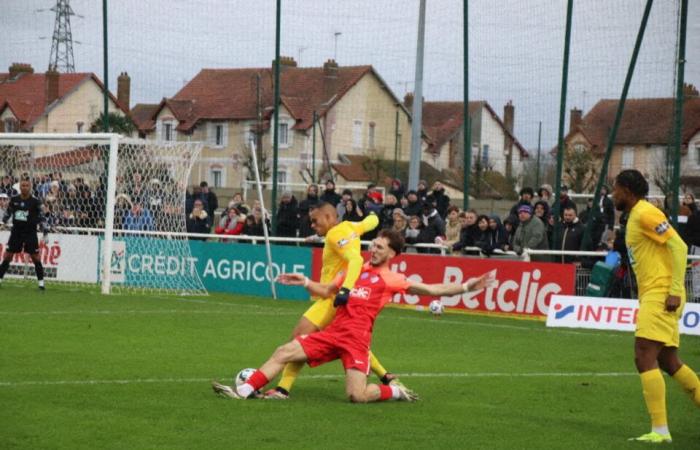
[189,240,312,300]
[103,236,312,300]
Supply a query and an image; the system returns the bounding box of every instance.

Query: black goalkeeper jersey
[3,194,46,233]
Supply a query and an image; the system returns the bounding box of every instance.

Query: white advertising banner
[0,231,99,283]
[547,295,700,336]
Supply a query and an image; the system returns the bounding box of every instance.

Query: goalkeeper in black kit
[0,178,49,290]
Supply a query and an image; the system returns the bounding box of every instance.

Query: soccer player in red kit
[212,229,496,403]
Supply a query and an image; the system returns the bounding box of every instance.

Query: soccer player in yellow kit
[612,170,700,443]
[266,202,397,399]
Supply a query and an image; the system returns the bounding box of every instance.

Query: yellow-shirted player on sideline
[611,170,700,443]
[265,202,401,399]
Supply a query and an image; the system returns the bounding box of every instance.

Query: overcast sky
[1,0,698,150]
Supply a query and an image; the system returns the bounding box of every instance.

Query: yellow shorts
[636,293,685,348]
[303,298,337,329]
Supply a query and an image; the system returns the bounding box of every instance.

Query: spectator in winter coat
[537,184,554,207]
[512,204,549,261]
[452,210,480,253]
[416,180,429,203]
[503,218,516,252]
[335,189,353,219]
[186,199,211,240]
[508,187,535,225]
[403,190,423,217]
[275,191,299,239]
[215,207,245,237]
[682,193,700,247]
[418,202,446,253]
[379,194,398,229]
[320,180,342,206]
[199,181,219,220]
[297,185,320,238]
[554,206,585,263]
[342,198,364,222]
[487,215,508,253]
[241,208,268,238]
[444,206,462,249]
[389,179,405,201]
[391,208,408,236]
[404,215,423,252]
[473,215,493,254]
[430,182,451,218]
[555,185,576,219]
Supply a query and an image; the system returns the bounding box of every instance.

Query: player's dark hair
[615,169,648,198]
[378,229,404,256]
[310,202,334,214]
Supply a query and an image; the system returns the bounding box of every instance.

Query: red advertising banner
[311,250,576,319]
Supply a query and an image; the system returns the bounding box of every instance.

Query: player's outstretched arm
[276,273,339,299]
[407,270,497,296]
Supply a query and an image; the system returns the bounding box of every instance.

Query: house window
[215,125,224,146]
[4,118,16,132]
[76,122,84,133]
[210,168,223,188]
[353,120,363,148]
[622,146,634,169]
[368,122,376,149]
[482,144,490,167]
[279,123,289,146]
[277,170,288,190]
[696,144,700,166]
[164,123,173,141]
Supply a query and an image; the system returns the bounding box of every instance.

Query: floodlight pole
[462,0,471,210]
[271,0,281,232]
[102,0,109,132]
[670,0,688,228]
[408,0,426,191]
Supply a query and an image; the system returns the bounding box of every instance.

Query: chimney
[117,72,131,111]
[403,92,414,112]
[45,68,60,106]
[569,107,583,134]
[503,101,515,179]
[683,83,699,98]
[323,59,339,102]
[272,56,298,74]
[9,63,34,79]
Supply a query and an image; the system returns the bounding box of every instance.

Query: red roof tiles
[0,71,125,131]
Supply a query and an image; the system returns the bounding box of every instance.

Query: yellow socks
[672,364,700,407]
[369,351,387,379]
[640,369,667,429]
[277,361,304,393]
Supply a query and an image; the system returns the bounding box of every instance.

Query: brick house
[132,58,423,191]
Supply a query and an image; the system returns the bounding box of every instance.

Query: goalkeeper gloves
[334,287,351,307]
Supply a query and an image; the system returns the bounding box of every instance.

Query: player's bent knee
[347,392,369,404]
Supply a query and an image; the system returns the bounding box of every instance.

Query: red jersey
[329,262,410,344]
[297,262,411,374]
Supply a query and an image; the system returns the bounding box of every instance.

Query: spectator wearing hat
[336,189,353,219]
[275,191,298,240]
[403,190,423,217]
[555,185,576,219]
[417,201,446,254]
[512,204,549,261]
[508,187,535,226]
[389,179,405,201]
[444,206,462,249]
[537,184,554,206]
[320,180,342,206]
[430,181,451,218]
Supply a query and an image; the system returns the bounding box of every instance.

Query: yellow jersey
[317,215,379,299]
[626,200,681,298]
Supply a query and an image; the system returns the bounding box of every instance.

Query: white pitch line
[0,372,642,387]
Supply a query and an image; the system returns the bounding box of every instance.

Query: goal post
[0,133,206,295]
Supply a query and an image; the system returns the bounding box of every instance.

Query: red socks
[246,370,270,391]
[379,384,393,401]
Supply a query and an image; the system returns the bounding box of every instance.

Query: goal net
[0,133,206,295]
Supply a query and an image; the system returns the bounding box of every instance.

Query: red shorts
[296,329,370,375]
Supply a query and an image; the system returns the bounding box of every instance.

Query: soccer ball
[235,368,256,387]
[428,300,444,315]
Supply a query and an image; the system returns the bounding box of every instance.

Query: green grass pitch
[1,282,699,449]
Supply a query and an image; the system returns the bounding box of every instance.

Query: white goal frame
[0,133,204,295]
